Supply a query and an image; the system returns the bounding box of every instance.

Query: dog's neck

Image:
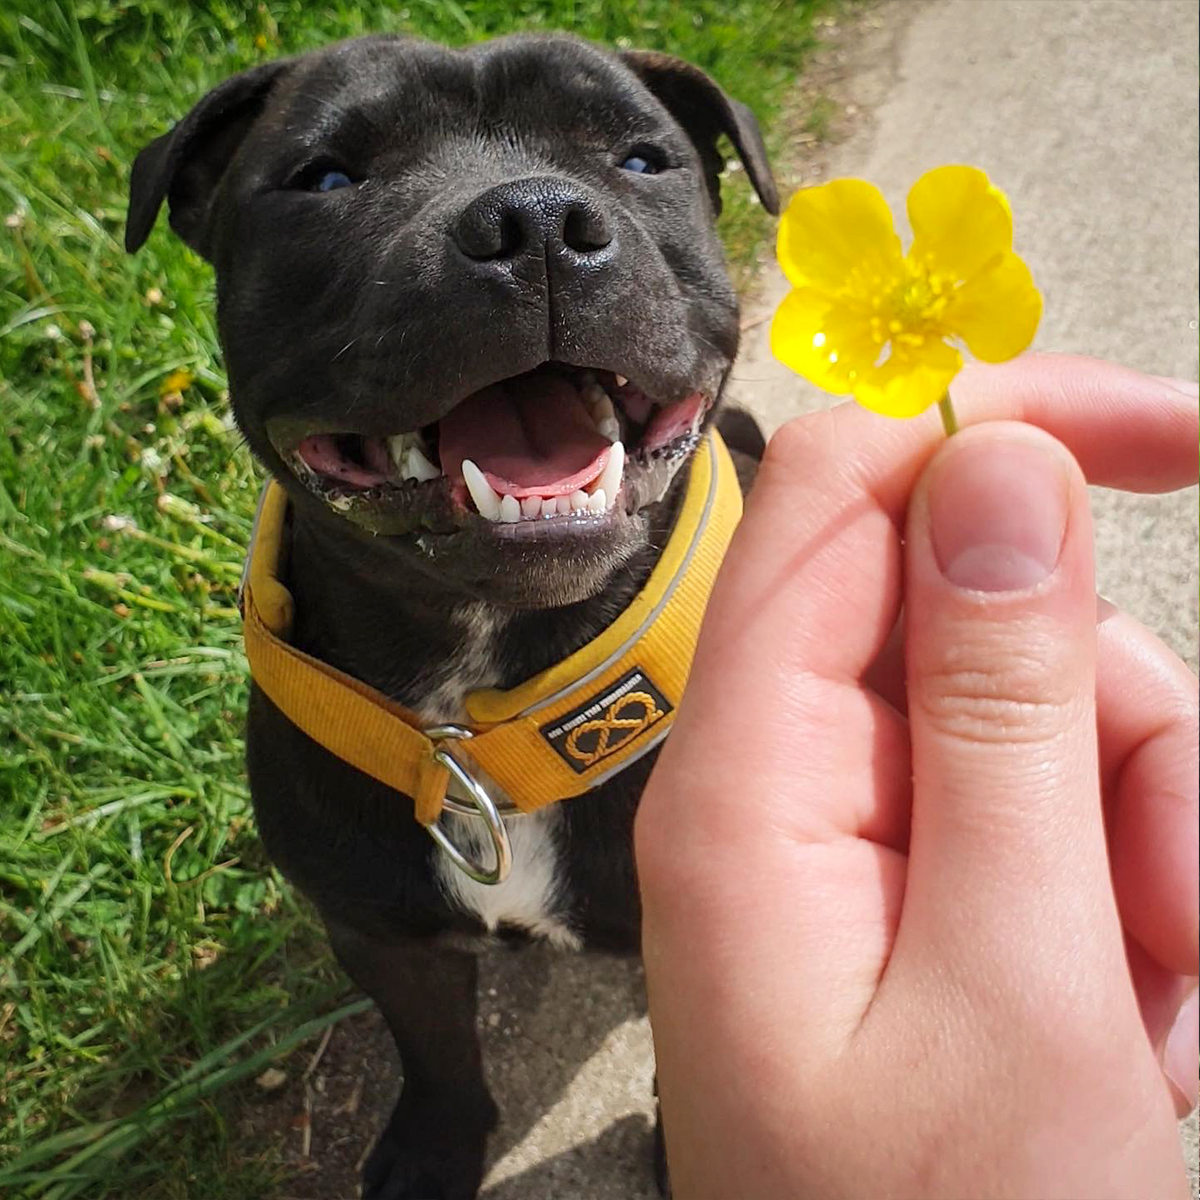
[285,508,665,725]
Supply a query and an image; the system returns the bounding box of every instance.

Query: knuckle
[760,412,834,482]
[913,635,1082,746]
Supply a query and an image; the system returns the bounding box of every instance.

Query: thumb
[899,422,1122,966]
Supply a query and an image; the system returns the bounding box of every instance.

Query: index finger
[706,353,1198,688]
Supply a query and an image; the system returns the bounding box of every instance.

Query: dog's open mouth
[272,364,711,537]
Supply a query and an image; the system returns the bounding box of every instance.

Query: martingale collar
[240,430,742,881]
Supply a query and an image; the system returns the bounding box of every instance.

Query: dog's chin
[405,510,650,610]
[259,361,715,606]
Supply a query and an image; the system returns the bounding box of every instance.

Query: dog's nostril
[453,179,615,264]
[497,211,523,258]
[453,203,522,261]
[562,204,613,254]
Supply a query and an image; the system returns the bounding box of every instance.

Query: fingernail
[1163,988,1198,1115]
[1152,375,1200,399]
[930,435,1069,592]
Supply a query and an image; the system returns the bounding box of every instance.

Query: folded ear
[125,58,290,257]
[619,50,779,217]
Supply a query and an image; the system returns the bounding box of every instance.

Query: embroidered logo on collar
[539,667,672,773]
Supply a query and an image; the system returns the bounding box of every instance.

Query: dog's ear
[125,59,290,257]
[620,51,779,217]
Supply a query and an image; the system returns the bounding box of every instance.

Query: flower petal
[777,178,904,292]
[907,165,1013,284]
[943,251,1042,362]
[771,287,879,395]
[853,338,963,418]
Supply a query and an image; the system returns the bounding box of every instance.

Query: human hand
[637,355,1199,1200]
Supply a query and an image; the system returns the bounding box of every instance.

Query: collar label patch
[539,667,673,774]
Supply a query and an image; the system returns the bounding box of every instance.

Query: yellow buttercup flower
[771,165,1041,424]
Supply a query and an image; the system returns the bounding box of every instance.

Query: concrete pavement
[294,4,1199,1195]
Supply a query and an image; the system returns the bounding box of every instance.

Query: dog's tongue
[439,375,611,497]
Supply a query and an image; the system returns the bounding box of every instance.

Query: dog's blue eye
[621,154,659,175]
[315,170,353,192]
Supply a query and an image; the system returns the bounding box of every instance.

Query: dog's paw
[362,1127,481,1200]
[362,1157,444,1200]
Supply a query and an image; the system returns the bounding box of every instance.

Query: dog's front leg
[328,920,498,1200]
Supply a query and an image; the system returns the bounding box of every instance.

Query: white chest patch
[415,602,579,950]
[433,806,580,950]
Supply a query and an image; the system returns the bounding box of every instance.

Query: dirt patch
[235,1006,395,1200]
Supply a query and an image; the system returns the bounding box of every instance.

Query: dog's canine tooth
[462,458,502,520]
[520,495,541,519]
[569,489,589,513]
[614,374,628,387]
[403,446,440,482]
[595,441,623,501]
[499,493,520,523]
[598,417,620,443]
[587,488,607,514]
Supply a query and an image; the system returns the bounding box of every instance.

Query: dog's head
[126,34,777,607]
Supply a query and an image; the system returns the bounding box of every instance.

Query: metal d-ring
[424,725,522,818]
[424,728,513,885]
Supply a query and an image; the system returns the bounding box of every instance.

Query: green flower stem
[937,393,960,437]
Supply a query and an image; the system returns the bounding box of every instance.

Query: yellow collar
[240,431,741,838]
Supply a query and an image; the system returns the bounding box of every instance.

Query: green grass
[0,1,823,1194]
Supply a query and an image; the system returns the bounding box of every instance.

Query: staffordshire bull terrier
[126,31,777,1199]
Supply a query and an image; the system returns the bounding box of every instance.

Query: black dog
[127,32,777,1199]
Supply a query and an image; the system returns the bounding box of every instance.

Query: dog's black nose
[452,177,614,264]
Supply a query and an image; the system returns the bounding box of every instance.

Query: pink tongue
[439,375,612,498]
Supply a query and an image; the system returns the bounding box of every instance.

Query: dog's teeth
[403,446,440,482]
[462,459,502,520]
[499,494,520,523]
[590,391,616,423]
[521,495,542,519]
[388,432,420,467]
[555,495,572,516]
[587,392,619,443]
[582,382,607,407]
[596,441,623,502]
[587,488,607,514]
[291,452,318,481]
[614,374,628,387]
[569,490,589,513]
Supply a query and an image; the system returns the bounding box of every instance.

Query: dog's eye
[620,151,662,175]
[314,169,353,193]
[289,162,357,193]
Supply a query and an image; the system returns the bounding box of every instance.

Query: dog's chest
[415,603,578,948]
